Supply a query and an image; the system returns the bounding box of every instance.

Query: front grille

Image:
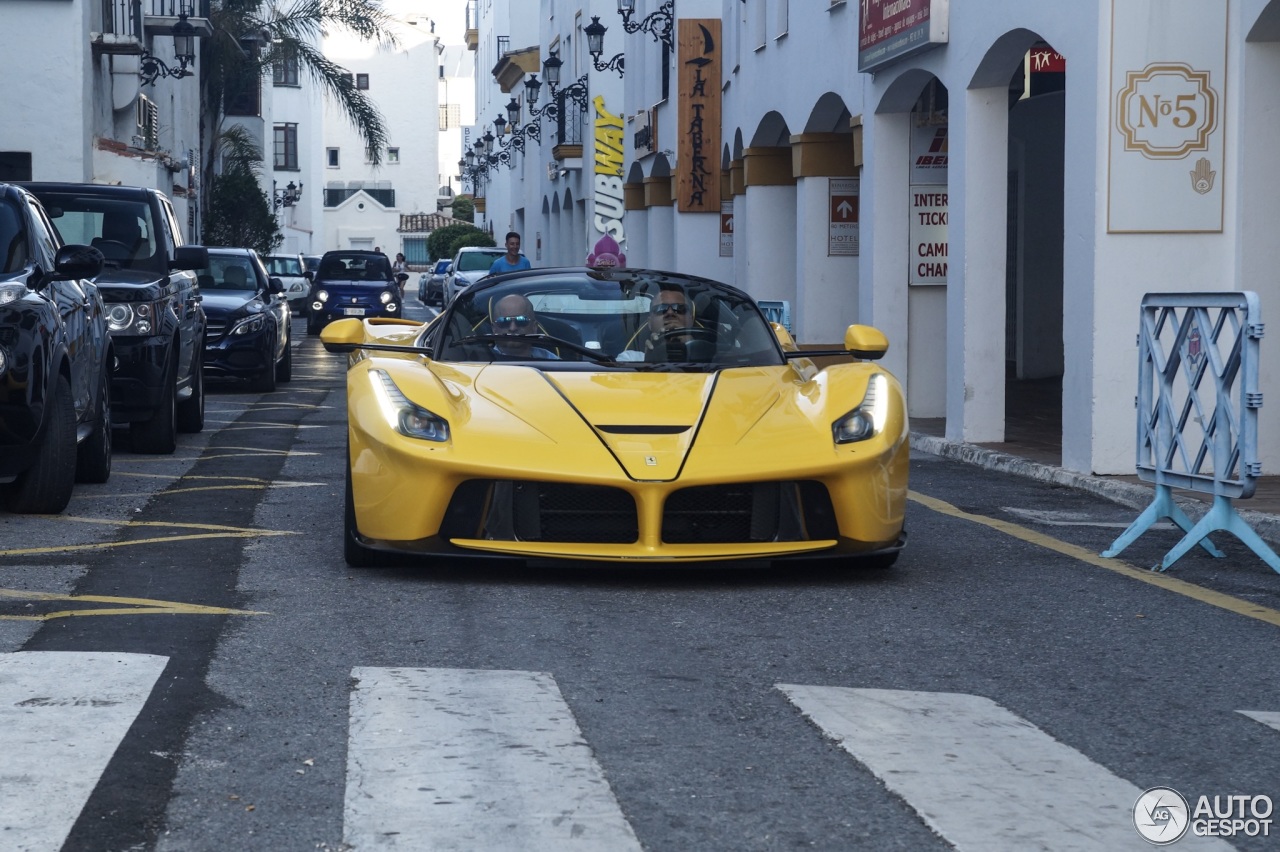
[662,481,838,544]
[205,317,229,339]
[441,480,637,543]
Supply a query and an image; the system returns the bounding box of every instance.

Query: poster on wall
[1107,0,1226,233]
[677,19,721,213]
[910,186,948,285]
[858,0,949,74]
[828,178,859,256]
[719,201,733,257]
[909,124,948,285]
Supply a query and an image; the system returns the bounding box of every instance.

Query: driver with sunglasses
[489,293,558,360]
[617,288,700,362]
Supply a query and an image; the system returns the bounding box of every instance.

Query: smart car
[321,267,909,568]
[306,250,402,335]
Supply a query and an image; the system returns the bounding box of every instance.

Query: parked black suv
[0,184,111,513]
[23,183,208,453]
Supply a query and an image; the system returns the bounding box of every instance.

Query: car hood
[92,266,171,301]
[471,367,785,481]
[201,291,261,316]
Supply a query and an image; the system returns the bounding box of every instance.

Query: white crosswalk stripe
[0,651,169,852]
[1239,709,1280,734]
[344,666,642,851]
[778,685,1234,851]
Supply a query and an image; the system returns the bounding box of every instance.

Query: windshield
[266,256,303,276]
[197,255,258,291]
[36,193,162,272]
[318,254,391,282]
[0,200,27,274]
[456,250,503,272]
[434,270,785,371]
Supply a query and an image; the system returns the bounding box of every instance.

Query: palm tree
[199,0,399,214]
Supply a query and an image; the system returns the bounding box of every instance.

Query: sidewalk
[910,419,1280,548]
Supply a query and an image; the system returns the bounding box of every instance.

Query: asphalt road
[1,298,1278,852]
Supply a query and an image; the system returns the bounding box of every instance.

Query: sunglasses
[651,302,689,315]
[494,315,534,327]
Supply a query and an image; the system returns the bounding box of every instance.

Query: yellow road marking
[0,531,294,557]
[0,588,266,621]
[909,490,1280,628]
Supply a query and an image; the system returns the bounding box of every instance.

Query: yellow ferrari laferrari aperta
[322,268,909,568]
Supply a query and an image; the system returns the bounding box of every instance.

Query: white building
[472,0,1280,478]
[320,11,444,260]
[0,0,211,241]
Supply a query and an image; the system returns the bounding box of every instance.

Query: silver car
[264,253,310,315]
[444,247,506,305]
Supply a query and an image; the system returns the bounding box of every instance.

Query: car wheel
[75,365,112,484]
[5,375,77,513]
[132,353,177,454]
[276,331,293,382]
[344,460,379,568]
[253,334,278,393]
[176,349,205,433]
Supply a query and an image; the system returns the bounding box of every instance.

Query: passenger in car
[489,294,558,360]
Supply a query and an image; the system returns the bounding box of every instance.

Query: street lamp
[140,10,198,85]
[617,0,675,51]
[585,15,625,76]
[272,180,303,209]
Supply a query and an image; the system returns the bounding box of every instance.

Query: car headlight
[454,274,470,288]
[832,373,889,444]
[105,299,162,335]
[231,314,267,336]
[380,290,394,305]
[316,289,330,302]
[371,369,450,442]
[0,283,25,306]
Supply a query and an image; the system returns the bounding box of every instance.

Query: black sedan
[196,248,292,392]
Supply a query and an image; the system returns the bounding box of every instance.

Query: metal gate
[1102,291,1280,573]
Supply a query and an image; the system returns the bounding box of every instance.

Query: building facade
[469,0,1280,477]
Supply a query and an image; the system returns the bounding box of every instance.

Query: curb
[910,432,1280,549]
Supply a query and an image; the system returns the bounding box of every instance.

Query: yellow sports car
[322,268,909,568]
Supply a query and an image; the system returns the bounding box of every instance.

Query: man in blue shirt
[489,231,532,275]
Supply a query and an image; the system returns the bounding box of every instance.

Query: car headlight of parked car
[105,299,166,335]
[832,373,889,444]
[371,369,450,442]
[0,283,25,306]
[231,314,268,336]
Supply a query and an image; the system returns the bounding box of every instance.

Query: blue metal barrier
[1103,291,1280,573]
[757,300,792,334]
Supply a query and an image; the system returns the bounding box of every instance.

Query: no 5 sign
[1108,0,1225,232]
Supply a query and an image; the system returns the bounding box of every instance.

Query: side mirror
[268,276,285,294]
[171,245,209,271]
[771,322,798,351]
[304,270,314,281]
[53,244,104,282]
[320,317,364,353]
[395,272,410,283]
[844,325,889,360]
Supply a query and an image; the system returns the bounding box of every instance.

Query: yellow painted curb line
[0,588,266,621]
[909,490,1280,628]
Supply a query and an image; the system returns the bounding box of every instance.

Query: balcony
[465,0,478,50]
[93,0,212,55]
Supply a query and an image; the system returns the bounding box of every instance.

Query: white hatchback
[444,247,507,305]
[264,254,310,315]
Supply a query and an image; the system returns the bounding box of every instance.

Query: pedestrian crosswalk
[0,652,1267,851]
[0,652,169,852]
